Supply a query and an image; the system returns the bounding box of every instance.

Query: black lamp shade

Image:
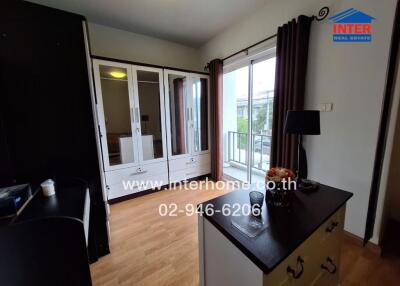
[284,110,320,135]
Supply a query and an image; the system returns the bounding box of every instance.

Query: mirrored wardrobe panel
[95,62,137,169]
[93,60,211,200]
[192,77,209,153]
[135,68,165,162]
[167,73,189,156]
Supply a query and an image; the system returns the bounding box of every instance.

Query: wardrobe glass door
[134,68,165,162]
[192,77,209,153]
[95,61,137,170]
[166,73,190,157]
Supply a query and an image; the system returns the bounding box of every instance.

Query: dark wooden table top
[15,180,88,224]
[201,184,353,274]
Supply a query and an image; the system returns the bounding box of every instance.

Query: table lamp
[284,110,320,189]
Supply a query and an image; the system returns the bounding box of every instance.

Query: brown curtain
[209,59,223,181]
[200,78,209,151]
[270,15,313,171]
[173,78,185,155]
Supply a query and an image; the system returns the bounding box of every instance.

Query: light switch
[325,103,333,112]
[319,103,333,112]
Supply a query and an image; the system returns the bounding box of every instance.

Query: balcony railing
[227,131,271,172]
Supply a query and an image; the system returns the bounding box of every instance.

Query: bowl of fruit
[265,167,296,207]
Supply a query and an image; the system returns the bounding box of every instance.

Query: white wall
[200,0,397,239]
[88,23,203,72]
[305,0,396,241]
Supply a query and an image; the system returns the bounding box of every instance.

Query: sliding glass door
[223,66,249,182]
[223,54,276,183]
[250,57,276,182]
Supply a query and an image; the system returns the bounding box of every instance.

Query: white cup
[41,179,56,197]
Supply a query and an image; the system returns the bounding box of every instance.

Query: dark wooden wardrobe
[0,0,109,261]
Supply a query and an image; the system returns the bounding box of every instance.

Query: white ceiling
[28,0,268,47]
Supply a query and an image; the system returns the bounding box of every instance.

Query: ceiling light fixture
[109,71,126,79]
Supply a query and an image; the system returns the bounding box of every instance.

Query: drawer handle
[130,170,147,176]
[326,221,339,233]
[321,257,337,274]
[287,256,304,279]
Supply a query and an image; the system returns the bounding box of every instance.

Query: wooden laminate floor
[91,182,400,286]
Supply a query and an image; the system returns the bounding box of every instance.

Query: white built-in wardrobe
[93,59,210,200]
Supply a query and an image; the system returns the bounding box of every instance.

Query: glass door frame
[188,73,211,156]
[223,45,276,183]
[132,65,168,165]
[246,61,254,182]
[93,59,139,172]
[163,69,191,160]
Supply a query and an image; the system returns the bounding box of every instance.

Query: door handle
[130,107,135,123]
[131,167,147,175]
[135,107,140,123]
[186,108,190,122]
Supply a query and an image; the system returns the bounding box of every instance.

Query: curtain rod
[205,7,329,70]
[222,33,277,62]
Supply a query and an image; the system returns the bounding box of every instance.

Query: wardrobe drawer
[198,161,211,175]
[107,173,169,200]
[169,163,210,183]
[196,153,211,166]
[169,153,210,172]
[168,157,191,172]
[107,183,138,200]
[105,161,168,185]
[105,161,169,200]
[169,168,194,183]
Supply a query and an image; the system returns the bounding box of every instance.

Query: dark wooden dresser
[198,184,353,286]
[0,179,92,286]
